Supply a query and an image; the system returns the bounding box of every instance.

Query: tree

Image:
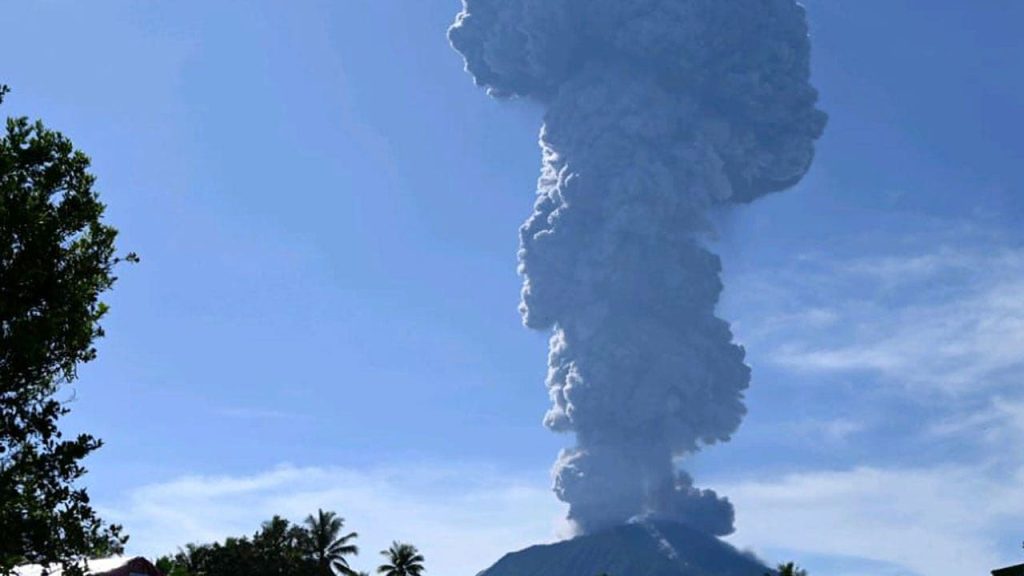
[253,516,310,576]
[0,85,133,574]
[303,509,360,576]
[767,562,808,576]
[156,511,366,576]
[376,542,425,576]
[158,538,261,576]
[159,543,205,576]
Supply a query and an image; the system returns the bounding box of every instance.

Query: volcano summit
[478,520,769,576]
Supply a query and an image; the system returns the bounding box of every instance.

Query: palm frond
[329,543,359,556]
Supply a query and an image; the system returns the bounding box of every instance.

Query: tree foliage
[157,511,377,576]
[0,85,132,575]
[768,561,808,576]
[376,542,425,576]
[305,509,359,576]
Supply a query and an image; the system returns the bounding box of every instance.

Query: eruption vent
[450,0,826,535]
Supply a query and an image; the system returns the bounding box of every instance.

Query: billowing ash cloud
[450,0,826,535]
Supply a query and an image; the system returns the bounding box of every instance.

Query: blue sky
[3,1,1023,575]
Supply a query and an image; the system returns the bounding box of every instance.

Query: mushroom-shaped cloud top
[449,0,827,202]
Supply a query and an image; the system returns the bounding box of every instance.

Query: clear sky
[2,2,1023,575]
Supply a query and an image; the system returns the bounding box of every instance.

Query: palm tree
[303,509,360,576]
[377,542,425,576]
[767,562,807,576]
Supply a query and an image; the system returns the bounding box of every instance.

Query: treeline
[600,561,809,576]
[156,509,424,576]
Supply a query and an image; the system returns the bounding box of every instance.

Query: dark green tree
[208,538,261,576]
[158,544,197,576]
[303,509,360,576]
[0,85,133,575]
[254,516,311,576]
[768,562,808,576]
[376,542,424,576]
[158,512,361,576]
[158,542,226,576]
[159,538,260,576]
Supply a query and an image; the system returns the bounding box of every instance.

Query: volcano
[477,521,769,576]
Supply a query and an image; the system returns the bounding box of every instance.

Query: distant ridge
[477,521,768,576]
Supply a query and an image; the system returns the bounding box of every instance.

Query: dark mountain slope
[479,521,768,576]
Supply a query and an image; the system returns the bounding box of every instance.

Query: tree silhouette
[0,84,132,576]
[304,509,360,576]
[254,516,308,576]
[377,542,425,576]
[768,562,808,576]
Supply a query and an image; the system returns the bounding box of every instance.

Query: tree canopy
[157,511,404,576]
[376,542,425,576]
[0,85,132,575]
[769,562,809,576]
[305,509,360,576]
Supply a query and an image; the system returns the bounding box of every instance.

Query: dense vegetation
[0,85,132,575]
[156,510,425,576]
[770,562,808,576]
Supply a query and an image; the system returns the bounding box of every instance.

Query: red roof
[91,558,164,576]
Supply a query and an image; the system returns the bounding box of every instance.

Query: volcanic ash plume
[450,0,826,535]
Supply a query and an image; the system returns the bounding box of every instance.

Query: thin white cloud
[742,245,1024,395]
[104,459,1024,576]
[719,234,1024,576]
[838,247,978,284]
[753,416,866,446]
[719,463,1024,576]
[774,278,1024,393]
[102,232,1024,576]
[104,463,565,576]
[928,395,1024,446]
[813,417,865,442]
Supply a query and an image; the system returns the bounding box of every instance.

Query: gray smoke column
[449,0,826,535]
